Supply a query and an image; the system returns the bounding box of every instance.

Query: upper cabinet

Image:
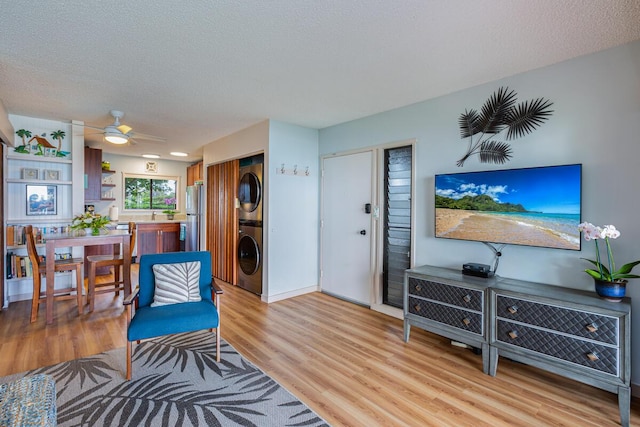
[84,146,115,202]
[187,161,203,186]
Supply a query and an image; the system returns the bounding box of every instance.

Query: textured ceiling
[2,1,640,162]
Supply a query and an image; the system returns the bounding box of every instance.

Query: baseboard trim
[370,303,403,320]
[262,285,319,303]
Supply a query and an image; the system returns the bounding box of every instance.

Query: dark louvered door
[383,146,412,308]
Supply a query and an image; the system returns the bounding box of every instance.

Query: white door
[321,151,374,305]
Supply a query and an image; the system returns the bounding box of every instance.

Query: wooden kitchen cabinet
[136,222,181,257]
[84,146,102,201]
[187,161,203,186]
[84,146,115,202]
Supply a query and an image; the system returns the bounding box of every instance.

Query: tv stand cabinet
[404,265,631,427]
[404,265,494,374]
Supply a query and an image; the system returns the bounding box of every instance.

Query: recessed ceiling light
[170,152,188,157]
[142,154,160,159]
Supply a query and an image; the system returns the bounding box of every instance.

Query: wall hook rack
[276,163,310,177]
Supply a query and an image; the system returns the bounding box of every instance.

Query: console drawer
[496,319,618,376]
[409,278,483,311]
[496,295,618,345]
[408,296,483,335]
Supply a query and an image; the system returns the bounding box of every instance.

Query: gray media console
[404,265,631,427]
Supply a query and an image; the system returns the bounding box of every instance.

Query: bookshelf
[2,116,85,307]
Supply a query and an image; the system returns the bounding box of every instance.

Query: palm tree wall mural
[15,129,32,153]
[456,87,554,167]
[51,130,65,153]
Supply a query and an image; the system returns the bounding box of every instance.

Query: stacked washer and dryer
[237,156,263,295]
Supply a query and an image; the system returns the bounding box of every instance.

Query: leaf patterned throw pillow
[151,261,202,307]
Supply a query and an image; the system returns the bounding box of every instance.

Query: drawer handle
[414,305,421,312]
[507,306,518,314]
[587,352,599,362]
[462,318,471,326]
[508,330,518,339]
[586,323,598,333]
[415,284,422,292]
[462,294,472,303]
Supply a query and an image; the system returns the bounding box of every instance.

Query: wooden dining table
[43,229,131,324]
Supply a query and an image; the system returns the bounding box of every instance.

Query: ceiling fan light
[105,132,128,144]
[142,154,160,159]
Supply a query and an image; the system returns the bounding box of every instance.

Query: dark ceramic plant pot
[594,279,627,302]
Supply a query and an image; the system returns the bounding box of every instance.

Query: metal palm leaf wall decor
[456,87,554,167]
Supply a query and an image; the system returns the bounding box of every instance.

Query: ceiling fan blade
[130,132,166,142]
[81,124,107,131]
[117,124,132,134]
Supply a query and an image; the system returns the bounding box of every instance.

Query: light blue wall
[267,120,319,297]
[319,40,640,383]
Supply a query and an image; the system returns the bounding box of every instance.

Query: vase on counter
[594,278,627,302]
[167,214,174,220]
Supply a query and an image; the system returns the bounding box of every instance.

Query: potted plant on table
[162,197,178,220]
[70,212,111,236]
[578,222,640,301]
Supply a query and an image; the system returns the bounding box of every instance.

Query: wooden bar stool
[25,225,84,323]
[86,222,136,312]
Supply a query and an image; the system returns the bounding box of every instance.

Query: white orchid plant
[70,212,111,233]
[578,222,640,282]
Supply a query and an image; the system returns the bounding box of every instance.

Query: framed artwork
[26,185,57,216]
[21,167,39,180]
[43,169,60,181]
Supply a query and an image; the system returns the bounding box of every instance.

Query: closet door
[206,160,238,283]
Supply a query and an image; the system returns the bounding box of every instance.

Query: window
[123,174,179,210]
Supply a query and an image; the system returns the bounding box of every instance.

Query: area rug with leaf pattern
[0,331,329,426]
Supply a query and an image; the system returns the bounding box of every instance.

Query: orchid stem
[605,237,616,281]
[595,239,604,280]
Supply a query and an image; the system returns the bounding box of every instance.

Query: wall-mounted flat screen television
[435,164,582,251]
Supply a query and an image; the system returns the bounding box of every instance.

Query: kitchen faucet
[151,211,157,220]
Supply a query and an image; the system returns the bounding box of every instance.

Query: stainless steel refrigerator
[185,183,204,251]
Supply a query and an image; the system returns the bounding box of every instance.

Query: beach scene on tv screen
[435,165,581,250]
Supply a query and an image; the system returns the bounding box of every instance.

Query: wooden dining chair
[86,222,136,311]
[25,225,85,323]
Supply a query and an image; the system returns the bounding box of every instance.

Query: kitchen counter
[117,220,184,224]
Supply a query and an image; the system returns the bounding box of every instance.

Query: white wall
[202,120,269,166]
[319,41,640,383]
[267,120,319,299]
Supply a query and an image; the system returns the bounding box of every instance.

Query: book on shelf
[5,252,40,279]
[6,225,14,246]
[6,252,13,279]
[5,225,58,246]
[19,256,26,278]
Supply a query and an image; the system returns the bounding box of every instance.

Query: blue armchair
[123,251,222,380]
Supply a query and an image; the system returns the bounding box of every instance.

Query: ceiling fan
[85,110,165,145]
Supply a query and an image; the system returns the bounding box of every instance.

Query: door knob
[360,229,366,235]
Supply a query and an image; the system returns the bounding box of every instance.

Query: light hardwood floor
[1,273,638,426]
